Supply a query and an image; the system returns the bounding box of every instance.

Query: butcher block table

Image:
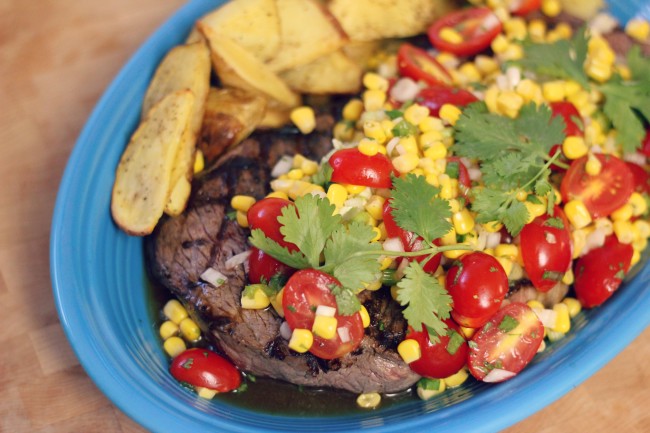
[1,0,649,431]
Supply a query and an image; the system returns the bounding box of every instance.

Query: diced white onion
[623,152,646,166]
[486,232,502,249]
[200,267,228,288]
[506,66,521,89]
[390,78,421,102]
[337,327,351,343]
[496,74,510,91]
[280,321,292,340]
[483,368,517,383]
[589,13,619,36]
[271,155,294,178]
[225,250,252,270]
[394,256,411,280]
[534,308,558,329]
[468,167,482,181]
[383,237,405,253]
[584,227,607,254]
[310,190,327,199]
[316,305,337,317]
[476,229,488,252]
[385,136,400,156]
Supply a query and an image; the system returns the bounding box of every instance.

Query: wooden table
[1,0,648,431]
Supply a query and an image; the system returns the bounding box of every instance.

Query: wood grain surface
[0,0,648,432]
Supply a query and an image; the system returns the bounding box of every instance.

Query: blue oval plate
[51,1,650,432]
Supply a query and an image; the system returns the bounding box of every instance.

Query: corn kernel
[159,320,179,340]
[629,192,648,216]
[363,89,387,112]
[527,300,545,311]
[452,208,475,235]
[516,79,542,104]
[271,288,284,317]
[196,387,218,399]
[474,55,499,76]
[542,0,561,17]
[439,104,462,126]
[634,219,650,238]
[326,183,348,208]
[562,136,588,160]
[358,138,380,157]
[301,159,318,176]
[617,64,632,80]
[496,256,514,277]
[586,60,613,83]
[555,22,573,39]
[236,210,249,228]
[495,244,519,261]
[562,297,582,318]
[365,195,386,220]
[193,149,205,174]
[565,200,592,229]
[270,179,324,200]
[631,249,642,266]
[626,18,650,42]
[334,121,355,141]
[419,116,445,133]
[346,184,366,195]
[179,317,201,342]
[562,268,574,285]
[398,135,419,155]
[404,104,430,126]
[611,203,634,222]
[312,315,338,339]
[398,339,421,364]
[266,191,289,200]
[459,62,482,83]
[439,26,464,44]
[290,106,316,134]
[524,199,547,223]
[528,19,547,42]
[393,153,420,174]
[359,305,371,328]
[288,329,313,353]
[436,51,460,69]
[423,142,447,161]
[363,72,389,91]
[287,168,304,180]
[547,329,565,342]
[357,392,381,408]
[379,256,393,271]
[501,43,524,61]
[491,34,509,54]
[585,152,602,175]
[364,121,387,144]
[163,336,186,358]
[444,367,469,388]
[496,91,525,118]
[342,98,364,121]
[163,299,188,324]
[571,228,588,258]
[417,378,446,400]
[241,285,271,309]
[504,17,527,40]
[613,220,635,244]
[542,80,566,102]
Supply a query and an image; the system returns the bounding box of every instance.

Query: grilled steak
[147,112,420,394]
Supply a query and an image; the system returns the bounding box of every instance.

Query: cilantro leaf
[471,189,529,235]
[600,77,650,153]
[498,315,519,332]
[278,194,340,268]
[311,162,333,188]
[249,229,311,269]
[391,174,453,244]
[627,45,650,80]
[329,284,361,316]
[396,261,452,343]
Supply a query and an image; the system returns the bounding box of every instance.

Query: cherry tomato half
[247,247,295,285]
[414,85,479,118]
[560,154,634,218]
[405,320,468,379]
[550,101,584,137]
[509,0,542,16]
[282,269,364,360]
[427,7,502,57]
[468,303,544,382]
[519,207,572,292]
[446,252,509,328]
[397,43,452,86]
[574,237,633,308]
[170,348,241,392]
[446,156,472,199]
[247,197,298,251]
[329,148,398,189]
[626,162,650,195]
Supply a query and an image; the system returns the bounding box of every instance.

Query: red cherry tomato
[247,198,297,251]
[247,247,295,284]
[446,156,472,198]
[641,129,650,157]
[405,320,468,379]
[414,85,479,118]
[548,144,569,172]
[560,154,634,218]
[329,148,398,189]
[550,102,584,137]
[509,0,542,16]
[427,7,502,57]
[445,252,509,328]
[519,207,572,292]
[170,348,241,392]
[396,43,452,86]
[574,237,633,308]
[626,162,650,195]
[282,269,364,360]
[468,303,544,382]
[382,200,441,273]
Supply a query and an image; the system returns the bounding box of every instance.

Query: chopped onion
[271,155,294,177]
[200,267,227,288]
[383,237,405,253]
[337,327,351,343]
[584,227,607,254]
[280,321,292,340]
[496,74,510,91]
[468,167,482,181]
[225,250,252,270]
[316,305,337,317]
[483,368,517,383]
[506,66,521,89]
[394,256,411,281]
[589,13,618,35]
[486,232,502,249]
[390,78,421,102]
[385,136,400,156]
[534,308,558,329]
[623,152,646,166]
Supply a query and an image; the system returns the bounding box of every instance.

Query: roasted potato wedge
[279,50,362,94]
[258,107,291,129]
[111,90,195,236]
[199,87,267,163]
[328,0,456,41]
[197,0,281,62]
[265,0,348,72]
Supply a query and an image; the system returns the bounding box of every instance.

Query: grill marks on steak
[147,115,420,394]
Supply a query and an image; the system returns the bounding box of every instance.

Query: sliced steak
[147,114,420,394]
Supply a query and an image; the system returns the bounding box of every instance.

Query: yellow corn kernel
[542,80,566,102]
[287,168,304,180]
[634,235,648,251]
[552,303,571,333]
[270,179,324,200]
[419,129,444,148]
[163,299,188,324]
[358,138,380,157]
[571,228,588,258]
[497,91,525,118]
[634,219,650,239]
[439,26,464,44]
[419,116,445,133]
[342,98,364,121]
[459,326,475,339]
[241,285,271,309]
[528,19,547,42]
[626,18,650,42]
[196,387,218,399]
[404,104,430,126]
[555,22,573,39]
[292,153,307,169]
[541,0,561,17]
[484,85,500,114]
[359,305,371,328]
[527,300,545,311]
[459,62,482,82]
[629,192,648,216]
[444,367,469,388]
[516,79,543,104]
[586,60,613,83]
[613,220,635,244]
[399,135,419,155]
[193,149,205,174]
[393,153,420,174]
[496,256,514,277]
[524,200,547,223]
[363,72,389,91]
[357,392,381,408]
[236,210,249,228]
[568,91,591,115]
[480,221,502,234]
[290,106,316,134]
[562,268,574,285]
[504,17,528,40]
[333,121,355,141]
[364,121,387,144]
[585,152,602,175]
[452,208,475,235]
[562,80,581,99]
[363,89,387,112]
[398,339,421,364]
[562,297,582,318]
[289,329,313,353]
[611,203,634,222]
[326,184,348,208]
[439,104,462,126]
[495,244,519,261]
[565,200,592,229]
[266,191,289,200]
[312,315,338,339]
[501,43,524,61]
[631,249,642,266]
[417,378,446,400]
[365,195,386,221]
[491,34,509,54]
[163,336,186,358]
[271,287,284,317]
[562,136,588,160]
[179,317,201,342]
[301,160,318,177]
[346,184,367,195]
[423,142,447,161]
[159,320,179,340]
[617,64,632,80]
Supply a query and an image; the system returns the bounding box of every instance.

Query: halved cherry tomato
[170,348,241,392]
[445,252,508,328]
[396,43,452,86]
[427,7,502,57]
[382,200,441,273]
[414,85,479,118]
[560,154,634,218]
[550,101,584,137]
[247,247,295,285]
[519,207,572,292]
[329,148,398,189]
[626,162,650,195]
[574,236,633,308]
[509,0,542,16]
[282,269,364,359]
[446,156,472,199]
[468,303,544,382]
[247,197,297,251]
[405,320,468,379]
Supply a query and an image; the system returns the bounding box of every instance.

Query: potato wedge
[199,87,267,164]
[111,90,194,236]
[279,50,362,94]
[198,0,281,63]
[258,107,291,129]
[200,24,301,109]
[265,0,348,72]
[328,0,456,41]
[341,40,383,70]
